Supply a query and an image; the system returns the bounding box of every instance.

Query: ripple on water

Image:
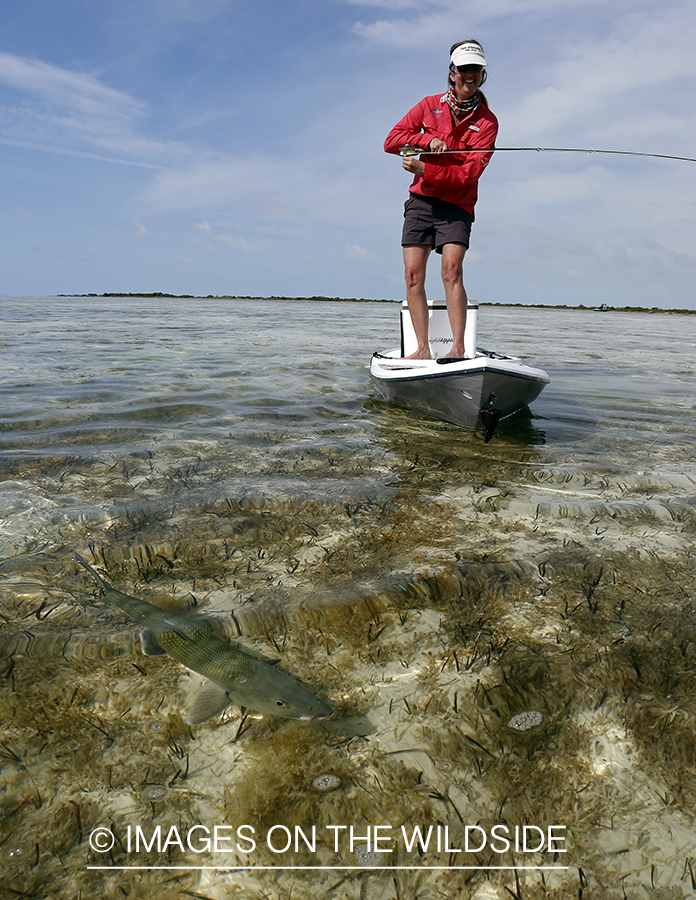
[0,299,695,900]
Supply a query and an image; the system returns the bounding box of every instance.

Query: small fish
[76,554,333,724]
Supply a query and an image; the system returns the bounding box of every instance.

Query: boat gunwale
[370,351,550,386]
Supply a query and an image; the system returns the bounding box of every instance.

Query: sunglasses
[454,64,484,74]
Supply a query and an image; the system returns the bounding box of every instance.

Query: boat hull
[370,350,549,432]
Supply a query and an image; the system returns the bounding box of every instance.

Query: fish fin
[194,616,227,640]
[231,644,280,665]
[148,613,228,640]
[140,629,168,656]
[187,681,232,725]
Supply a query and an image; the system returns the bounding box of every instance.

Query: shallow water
[1,296,695,899]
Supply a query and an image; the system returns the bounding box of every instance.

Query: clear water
[1,296,694,899]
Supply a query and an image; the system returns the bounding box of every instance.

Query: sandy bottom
[2,413,696,899]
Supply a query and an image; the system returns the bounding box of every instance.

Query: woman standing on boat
[384,40,498,359]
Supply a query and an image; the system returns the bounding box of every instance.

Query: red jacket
[384,93,498,216]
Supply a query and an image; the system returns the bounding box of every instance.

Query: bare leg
[440,242,468,358]
[403,244,432,358]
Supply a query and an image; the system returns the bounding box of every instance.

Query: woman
[384,40,498,359]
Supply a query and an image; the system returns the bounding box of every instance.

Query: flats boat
[370,300,550,441]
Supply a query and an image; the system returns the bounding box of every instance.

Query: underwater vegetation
[1,371,695,899]
[3,518,695,897]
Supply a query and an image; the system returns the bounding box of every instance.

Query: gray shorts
[401,193,473,254]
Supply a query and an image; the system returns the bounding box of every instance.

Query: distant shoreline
[57,293,696,314]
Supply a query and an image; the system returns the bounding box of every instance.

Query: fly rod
[399,145,696,164]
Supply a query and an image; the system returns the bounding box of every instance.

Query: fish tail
[75,552,110,591]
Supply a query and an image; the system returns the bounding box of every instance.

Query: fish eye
[276,700,287,707]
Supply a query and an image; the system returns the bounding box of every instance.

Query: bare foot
[440,346,466,359]
[404,349,433,360]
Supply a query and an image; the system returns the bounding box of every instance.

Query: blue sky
[1,0,695,308]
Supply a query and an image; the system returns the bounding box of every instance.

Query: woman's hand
[428,138,448,153]
[402,155,426,176]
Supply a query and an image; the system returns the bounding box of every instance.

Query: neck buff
[446,86,480,119]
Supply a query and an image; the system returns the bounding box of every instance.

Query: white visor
[451,43,487,68]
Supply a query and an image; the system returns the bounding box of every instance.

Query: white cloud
[213,233,275,254]
[139,156,290,213]
[500,8,696,145]
[344,243,377,260]
[352,12,451,48]
[0,51,143,121]
[148,0,234,24]
[137,149,393,229]
[501,165,609,207]
[0,51,190,166]
[132,219,150,236]
[346,0,424,9]
[351,0,607,46]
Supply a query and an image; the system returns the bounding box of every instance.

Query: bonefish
[76,554,333,724]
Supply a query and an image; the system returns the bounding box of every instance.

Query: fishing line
[399,143,695,502]
[399,145,696,164]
